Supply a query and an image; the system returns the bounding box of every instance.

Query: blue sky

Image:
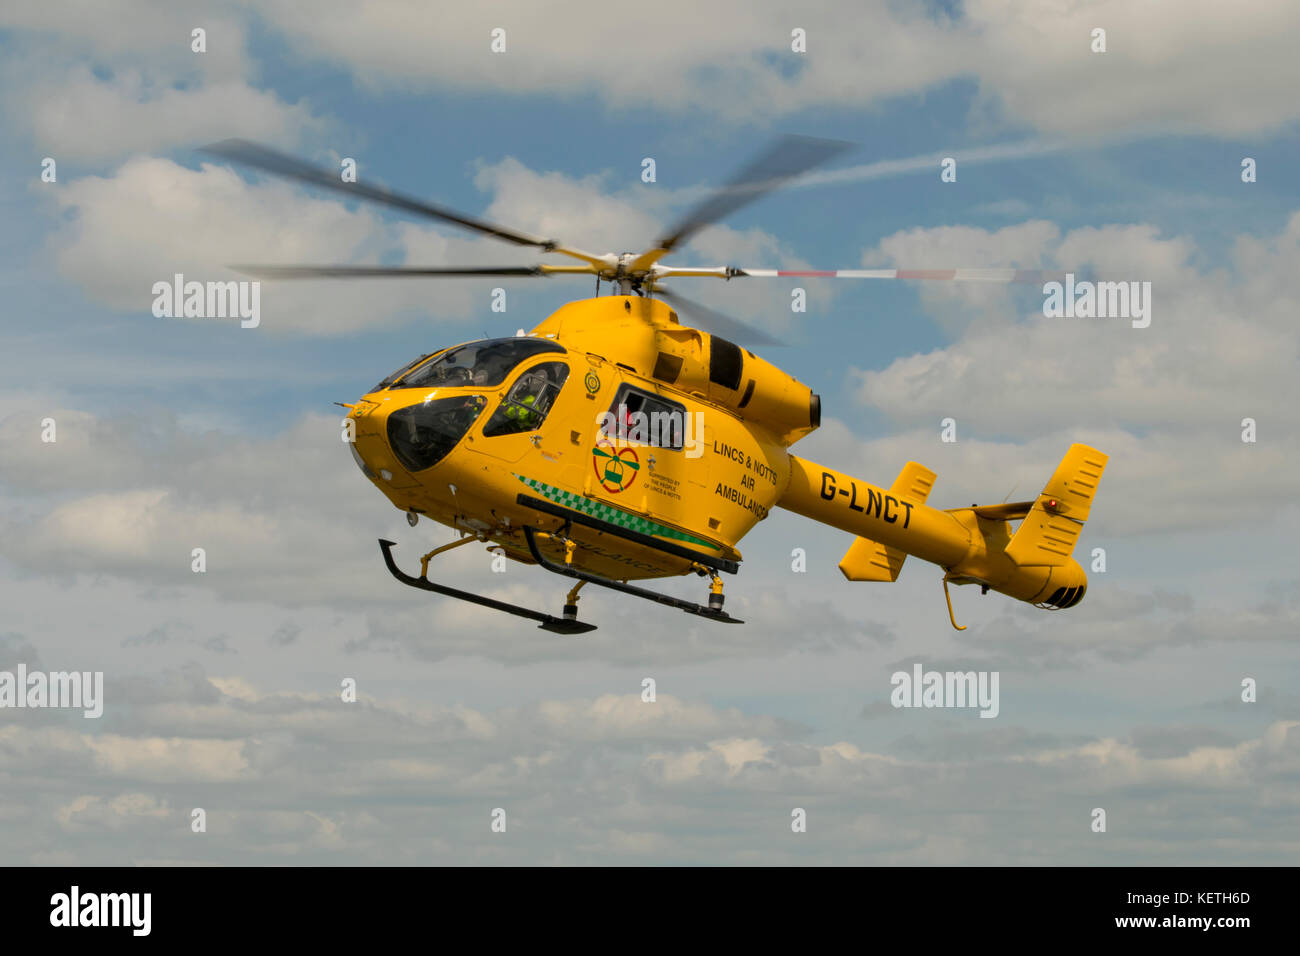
[2,15,1296,431]
[1,2,1299,865]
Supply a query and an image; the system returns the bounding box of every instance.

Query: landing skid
[523,526,744,625]
[378,539,597,635]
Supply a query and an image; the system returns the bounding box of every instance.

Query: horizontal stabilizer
[890,461,937,504]
[837,461,937,582]
[839,535,907,582]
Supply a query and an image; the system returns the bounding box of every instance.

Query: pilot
[444,365,473,386]
[504,370,546,428]
[506,393,539,427]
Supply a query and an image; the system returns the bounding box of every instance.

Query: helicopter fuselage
[349,296,803,580]
[348,294,1097,615]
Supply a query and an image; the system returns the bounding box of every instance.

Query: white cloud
[20,68,321,162]
[7,678,1297,863]
[55,793,171,831]
[245,0,1300,136]
[965,0,1300,137]
[0,405,382,603]
[249,1,969,117]
[7,0,1299,167]
[0,5,320,160]
[46,157,446,334]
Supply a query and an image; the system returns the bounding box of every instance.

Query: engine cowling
[531,295,819,446]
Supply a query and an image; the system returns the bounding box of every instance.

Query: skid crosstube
[522,526,743,625]
[378,539,597,635]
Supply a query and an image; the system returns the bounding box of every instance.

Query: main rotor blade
[652,264,1070,285]
[642,135,854,267]
[201,139,606,266]
[231,264,552,279]
[655,288,785,348]
[727,267,1067,283]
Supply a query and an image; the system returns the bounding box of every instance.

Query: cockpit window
[394,338,565,390]
[482,361,570,437]
[373,351,436,392]
[386,395,487,472]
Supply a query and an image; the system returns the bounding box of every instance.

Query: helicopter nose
[347,399,408,486]
[350,440,378,480]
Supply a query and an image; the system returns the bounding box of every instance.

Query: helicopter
[203,136,1108,634]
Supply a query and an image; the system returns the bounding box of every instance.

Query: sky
[0,0,1298,865]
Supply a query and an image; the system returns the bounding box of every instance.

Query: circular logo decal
[584,370,601,394]
[592,439,640,494]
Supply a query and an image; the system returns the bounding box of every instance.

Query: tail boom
[777,447,1106,609]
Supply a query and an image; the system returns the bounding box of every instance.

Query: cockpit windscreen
[390,338,565,390]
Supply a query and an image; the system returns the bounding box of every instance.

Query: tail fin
[1004,444,1108,567]
[838,462,936,582]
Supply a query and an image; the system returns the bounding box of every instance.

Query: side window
[602,384,686,451]
[482,361,570,437]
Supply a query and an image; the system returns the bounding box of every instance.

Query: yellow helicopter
[205,137,1108,634]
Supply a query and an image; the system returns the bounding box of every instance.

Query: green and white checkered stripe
[515,475,719,550]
